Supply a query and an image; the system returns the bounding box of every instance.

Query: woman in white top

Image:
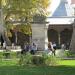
[48,42,55,56]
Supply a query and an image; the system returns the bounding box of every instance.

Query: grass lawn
[0,59,75,75]
[59,60,75,66]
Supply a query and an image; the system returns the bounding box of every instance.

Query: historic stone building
[47,0,73,49]
[32,0,75,51]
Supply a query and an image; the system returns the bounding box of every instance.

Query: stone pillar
[44,24,48,50]
[31,23,47,50]
[58,32,61,46]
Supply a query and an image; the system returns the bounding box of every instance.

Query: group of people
[48,41,70,56]
[21,42,37,55]
[61,43,69,50]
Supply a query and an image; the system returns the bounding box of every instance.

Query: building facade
[32,0,75,51]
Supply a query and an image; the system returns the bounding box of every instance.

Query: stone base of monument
[55,49,66,58]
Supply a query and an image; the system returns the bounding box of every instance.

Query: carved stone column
[31,23,48,50]
[31,23,45,50]
[44,24,48,50]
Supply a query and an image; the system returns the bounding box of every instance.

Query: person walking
[48,42,55,56]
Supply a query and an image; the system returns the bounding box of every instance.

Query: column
[31,23,45,50]
[44,24,48,50]
[58,32,61,46]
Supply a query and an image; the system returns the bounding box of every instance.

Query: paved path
[0,49,21,52]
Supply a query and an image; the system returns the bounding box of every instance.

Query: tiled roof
[71,0,75,4]
[52,0,67,17]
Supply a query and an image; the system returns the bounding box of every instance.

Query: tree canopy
[1,0,50,36]
[2,0,50,18]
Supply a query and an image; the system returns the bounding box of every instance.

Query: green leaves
[1,0,50,36]
[2,0,50,15]
[18,24,32,35]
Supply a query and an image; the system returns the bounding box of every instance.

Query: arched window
[60,28,72,44]
[48,29,58,44]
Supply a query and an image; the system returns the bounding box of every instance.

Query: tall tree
[2,0,50,20]
[1,0,50,42]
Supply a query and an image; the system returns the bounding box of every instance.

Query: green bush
[32,52,59,66]
[3,50,11,59]
[42,52,59,66]
[19,52,60,66]
[45,55,58,66]
[32,55,44,65]
[10,52,17,58]
[32,52,48,65]
[67,51,75,58]
[64,50,70,57]
[0,52,4,59]
[19,52,32,65]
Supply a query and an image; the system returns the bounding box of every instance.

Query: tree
[2,0,50,20]
[1,0,50,44]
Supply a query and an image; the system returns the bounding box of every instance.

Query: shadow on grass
[0,65,75,75]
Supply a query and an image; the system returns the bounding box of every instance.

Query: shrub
[0,52,3,59]
[32,55,44,65]
[19,52,60,66]
[10,52,17,59]
[42,52,59,66]
[32,52,59,66]
[3,50,11,59]
[64,50,70,57]
[19,52,32,65]
[32,52,48,65]
[45,55,58,66]
[67,51,75,58]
